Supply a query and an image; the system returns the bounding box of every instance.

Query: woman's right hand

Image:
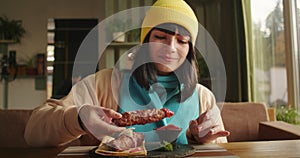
[188,105,230,144]
[78,105,126,140]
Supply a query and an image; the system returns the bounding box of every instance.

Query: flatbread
[95,135,147,156]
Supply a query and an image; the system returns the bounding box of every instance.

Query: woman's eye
[154,35,165,40]
[178,40,188,44]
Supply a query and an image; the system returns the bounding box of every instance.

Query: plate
[147,144,195,157]
[89,144,195,158]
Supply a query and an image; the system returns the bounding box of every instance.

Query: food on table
[95,128,147,156]
[155,124,182,131]
[105,130,144,151]
[112,108,174,127]
[155,124,182,146]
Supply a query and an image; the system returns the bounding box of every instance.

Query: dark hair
[132,23,199,102]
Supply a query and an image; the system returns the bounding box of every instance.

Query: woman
[24,0,229,147]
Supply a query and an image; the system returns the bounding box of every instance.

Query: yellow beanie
[140,0,198,45]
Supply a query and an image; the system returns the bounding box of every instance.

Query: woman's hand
[188,106,230,144]
[78,105,126,140]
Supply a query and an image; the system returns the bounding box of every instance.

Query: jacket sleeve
[24,69,120,147]
[186,84,228,144]
[24,98,86,147]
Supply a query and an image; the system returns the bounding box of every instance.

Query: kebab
[112,108,174,127]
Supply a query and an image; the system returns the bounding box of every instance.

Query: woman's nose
[166,37,176,53]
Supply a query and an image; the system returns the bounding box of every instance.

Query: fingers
[197,106,221,126]
[199,126,230,144]
[101,107,123,119]
[198,125,217,137]
[189,120,201,136]
[214,130,230,137]
[189,112,213,139]
[93,106,122,120]
[192,111,215,138]
[196,111,208,124]
[189,122,230,144]
[90,118,126,140]
[78,105,126,141]
[203,130,230,143]
[208,125,229,136]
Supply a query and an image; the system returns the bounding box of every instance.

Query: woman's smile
[159,55,179,63]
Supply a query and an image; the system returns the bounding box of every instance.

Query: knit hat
[140,0,198,45]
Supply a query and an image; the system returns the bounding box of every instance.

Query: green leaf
[276,106,300,125]
[157,141,173,151]
[0,15,26,43]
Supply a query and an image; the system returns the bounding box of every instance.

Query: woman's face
[148,29,190,75]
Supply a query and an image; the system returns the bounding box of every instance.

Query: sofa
[0,109,33,147]
[0,102,300,147]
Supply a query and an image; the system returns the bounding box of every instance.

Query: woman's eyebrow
[176,33,190,39]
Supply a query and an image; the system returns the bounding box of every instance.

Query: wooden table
[0,140,299,157]
[219,139,300,158]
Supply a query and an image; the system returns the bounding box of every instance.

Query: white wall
[0,0,106,109]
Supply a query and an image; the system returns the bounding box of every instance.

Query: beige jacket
[24,69,227,146]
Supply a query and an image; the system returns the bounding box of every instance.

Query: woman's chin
[155,64,178,75]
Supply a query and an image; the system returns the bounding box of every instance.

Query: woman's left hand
[188,109,230,144]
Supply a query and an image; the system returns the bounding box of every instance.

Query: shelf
[16,75,46,79]
[1,75,46,81]
[107,42,139,47]
[0,40,16,44]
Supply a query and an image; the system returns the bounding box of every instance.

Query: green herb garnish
[158,141,173,151]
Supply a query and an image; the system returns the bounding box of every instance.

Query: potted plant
[0,15,26,43]
[276,105,300,125]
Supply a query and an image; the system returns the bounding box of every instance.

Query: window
[47,18,55,99]
[292,0,300,111]
[244,0,299,112]
[247,0,287,105]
